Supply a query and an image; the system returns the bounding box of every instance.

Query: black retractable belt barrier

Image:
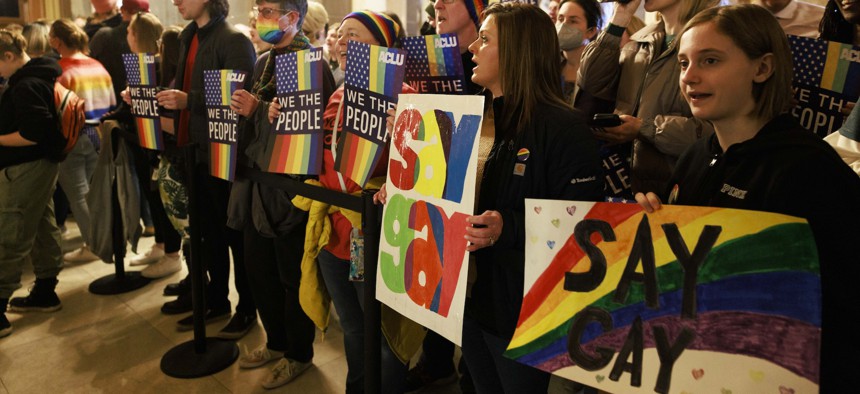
[89,127,151,295]
[362,189,382,394]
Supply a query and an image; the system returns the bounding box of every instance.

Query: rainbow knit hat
[341,11,401,48]
[465,0,488,27]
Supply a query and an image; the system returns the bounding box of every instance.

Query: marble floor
[0,221,461,394]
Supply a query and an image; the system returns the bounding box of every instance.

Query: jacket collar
[180,14,226,43]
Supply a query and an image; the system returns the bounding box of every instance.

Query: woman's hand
[120,88,132,105]
[230,89,259,118]
[373,183,388,205]
[465,210,503,252]
[635,192,663,213]
[386,108,396,136]
[592,114,641,144]
[268,100,282,124]
[155,89,188,110]
[610,0,642,27]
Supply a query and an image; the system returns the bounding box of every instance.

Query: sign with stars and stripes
[403,34,466,94]
[203,69,247,181]
[264,47,325,175]
[789,35,860,137]
[335,41,406,188]
[122,53,163,151]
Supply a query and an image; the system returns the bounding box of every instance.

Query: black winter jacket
[666,114,860,392]
[173,15,255,158]
[0,57,65,169]
[467,97,604,340]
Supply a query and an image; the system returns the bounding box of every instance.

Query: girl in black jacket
[460,3,603,393]
[636,5,860,392]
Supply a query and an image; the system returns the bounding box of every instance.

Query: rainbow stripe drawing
[335,40,406,188]
[204,69,246,181]
[508,200,821,393]
[263,47,325,175]
[122,53,163,150]
[402,33,466,94]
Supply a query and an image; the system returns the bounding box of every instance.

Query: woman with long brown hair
[460,3,603,392]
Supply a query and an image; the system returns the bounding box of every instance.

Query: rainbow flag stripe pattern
[204,69,246,181]
[403,34,466,94]
[122,53,163,150]
[508,200,821,392]
[790,35,860,97]
[263,48,324,175]
[335,41,406,187]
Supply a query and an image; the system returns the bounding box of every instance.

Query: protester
[90,0,149,102]
[434,0,487,95]
[303,1,328,47]
[577,0,717,194]
[636,5,860,391]
[49,19,116,264]
[84,0,121,38]
[227,0,335,389]
[156,0,258,338]
[459,3,603,392]
[556,0,602,103]
[0,29,66,338]
[821,0,860,174]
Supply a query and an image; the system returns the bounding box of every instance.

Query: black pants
[243,219,314,363]
[192,163,255,315]
[131,145,181,253]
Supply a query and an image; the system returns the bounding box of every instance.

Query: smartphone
[590,113,622,128]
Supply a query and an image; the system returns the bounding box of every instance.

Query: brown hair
[679,4,793,120]
[22,21,51,58]
[482,2,568,133]
[676,0,721,26]
[0,29,27,57]
[207,0,230,19]
[50,19,89,53]
[160,26,183,86]
[130,12,164,54]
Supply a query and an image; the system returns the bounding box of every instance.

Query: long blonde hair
[130,12,164,54]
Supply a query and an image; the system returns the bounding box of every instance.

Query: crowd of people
[1,0,859,392]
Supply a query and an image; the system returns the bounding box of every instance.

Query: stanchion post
[363,190,382,394]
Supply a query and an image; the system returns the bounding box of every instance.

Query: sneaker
[216,312,257,340]
[176,308,230,331]
[1,314,11,339]
[161,294,193,315]
[261,358,312,389]
[239,344,285,369]
[129,246,165,266]
[64,246,99,263]
[404,361,458,393]
[141,254,182,279]
[8,282,62,313]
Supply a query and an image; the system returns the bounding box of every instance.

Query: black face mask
[420,22,435,36]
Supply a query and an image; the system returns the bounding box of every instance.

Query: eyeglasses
[253,7,291,19]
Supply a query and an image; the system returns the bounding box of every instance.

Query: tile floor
[0,221,461,394]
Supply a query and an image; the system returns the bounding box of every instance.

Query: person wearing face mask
[556,0,602,104]
[225,0,337,389]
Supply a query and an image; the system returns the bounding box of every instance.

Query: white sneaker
[140,254,181,279]
[129,246,165,266]
[64,246,99,263]
[239,344,285,369]
[261,358,312,389]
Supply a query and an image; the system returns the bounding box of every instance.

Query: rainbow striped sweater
[58,56,117,121]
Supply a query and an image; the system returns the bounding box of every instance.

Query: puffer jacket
[577,21,713,194]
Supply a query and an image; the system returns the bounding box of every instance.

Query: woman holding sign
[459,3,603,392]
[269,10,415,393]
[635,5,860,391]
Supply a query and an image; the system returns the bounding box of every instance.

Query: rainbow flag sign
[262,47,325,175]
[122,53,163,151]
[335,41,406,187]
[204,69,246,181]
[509,200,821,393]
[789,35,860,137]
[402,34,466,94]
[377,93,484,346]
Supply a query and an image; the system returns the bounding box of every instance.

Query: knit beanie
[341,10,400,48]
[464,0,488,28]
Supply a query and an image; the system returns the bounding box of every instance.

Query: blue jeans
[317,249,407,394]
[461,316,550,394]
[57,137,98,245]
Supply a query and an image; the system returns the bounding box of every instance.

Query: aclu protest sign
[402,34,466,94]
[377,94,484,346]
[334,41,406,187]
[122,53,163,150]
[789,35,860,137]
[204,69,246,181]
[507,200,821,393]
[261,47,326,175]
